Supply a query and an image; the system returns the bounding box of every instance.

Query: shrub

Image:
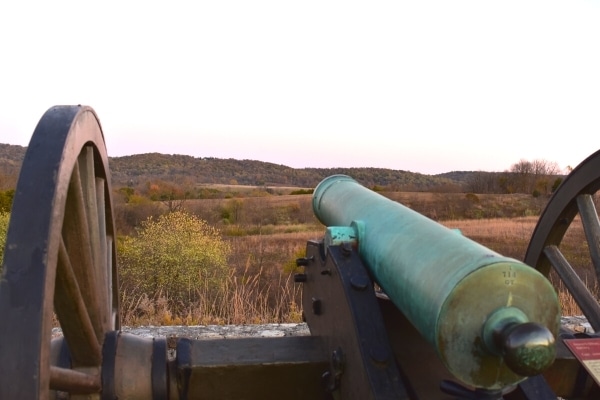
[0,190,14,213]
[465,193,480,203]
[118,211,231,305]
[290,189,314,195]
[551,178,563,193]
[0,212,9,273]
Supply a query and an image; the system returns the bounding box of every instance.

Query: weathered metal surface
[100,331,169,400]
[49,329,328,399]
[312,175,560,390]
[301,240,410,399]
[376,294,453,399]
[175,335,328,399]
[0,105,118,399]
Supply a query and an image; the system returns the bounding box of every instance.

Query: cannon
[0,105,599,399]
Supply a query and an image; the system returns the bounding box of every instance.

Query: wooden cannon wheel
[525,149,600,331]
[0,106,119,398]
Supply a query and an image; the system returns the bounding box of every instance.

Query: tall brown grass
[118,211,597,326]
[120,263,303,326]
[120,229,320,326]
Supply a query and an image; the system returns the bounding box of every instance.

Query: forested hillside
[0,143,564,195]
[0,144,462,191]
[109,153,459,189]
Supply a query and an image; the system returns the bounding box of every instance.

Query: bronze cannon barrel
[312,175,560,390]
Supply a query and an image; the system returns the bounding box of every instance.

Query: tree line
[465,159,564,196]
[0,141,567,203]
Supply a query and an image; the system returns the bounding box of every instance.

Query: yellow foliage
[0,212,10,272]
[118,211,231,305]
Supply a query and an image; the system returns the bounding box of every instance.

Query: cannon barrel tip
[482,307,555,376]
[500,322,556,376]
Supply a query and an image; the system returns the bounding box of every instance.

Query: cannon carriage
[0,105,599,399]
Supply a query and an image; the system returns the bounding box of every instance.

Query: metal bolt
[369,344,390,366]
[321,371,334,392]
[331,347,345,373]
[331,347,345,390]
[294,273,307,283]
[350,275,369,290]
[323,347,345,393]
[296,256,313,267]
[312,298,322,315]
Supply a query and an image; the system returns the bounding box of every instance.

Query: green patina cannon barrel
[312,175,560,390]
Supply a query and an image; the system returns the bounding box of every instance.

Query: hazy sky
[1,1,599,174]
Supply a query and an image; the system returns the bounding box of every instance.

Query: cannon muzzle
[312,175,560,390]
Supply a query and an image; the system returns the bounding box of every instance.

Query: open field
[116,191,595,325]
[196,183,313,193]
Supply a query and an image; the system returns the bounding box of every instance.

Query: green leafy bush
[118,211,231,304]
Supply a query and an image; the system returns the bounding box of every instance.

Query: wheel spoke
[54,237,102,366]
[544,245,600,331]
[576,194,600,281]
[79,146,111,332]
[49,366,101,394]
[63,159,104,342]
[96,175,115,330]
[107,235,119,328]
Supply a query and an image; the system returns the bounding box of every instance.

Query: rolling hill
[0,143,469,190]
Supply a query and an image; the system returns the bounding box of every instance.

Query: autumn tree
[508,159,562,195]
[118,211,231,304]
[531,159,561,195]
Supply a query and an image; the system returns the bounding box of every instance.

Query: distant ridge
[0,143,467,190]
[108,153,461,189]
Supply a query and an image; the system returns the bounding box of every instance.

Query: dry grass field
[117,191,595,325]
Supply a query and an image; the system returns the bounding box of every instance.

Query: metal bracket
[299,240,410,399]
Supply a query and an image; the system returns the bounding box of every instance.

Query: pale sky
[1,1,599,175]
